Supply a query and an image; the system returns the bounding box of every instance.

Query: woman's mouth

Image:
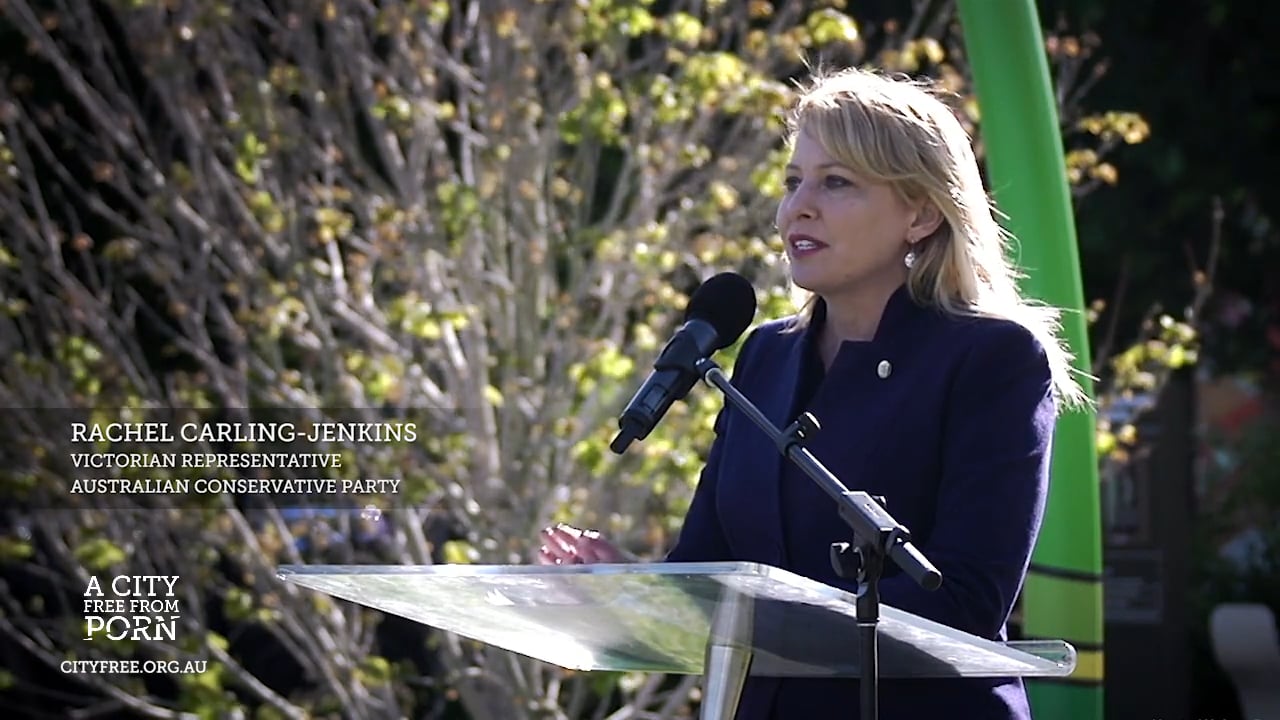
[788,234,827,257]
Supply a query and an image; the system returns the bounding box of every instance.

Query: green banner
[956,2,1105,718]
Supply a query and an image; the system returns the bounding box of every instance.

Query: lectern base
[701,588,754,718]
[702,642,751,720]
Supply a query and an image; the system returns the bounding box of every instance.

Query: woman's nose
[781,182,817,224]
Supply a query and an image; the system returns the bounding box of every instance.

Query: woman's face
[776,130,923,300]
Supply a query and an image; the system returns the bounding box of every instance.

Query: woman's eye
[783,174,852,191]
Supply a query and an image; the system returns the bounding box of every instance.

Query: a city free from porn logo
[64,574,209,676]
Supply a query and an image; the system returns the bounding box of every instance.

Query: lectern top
[277,562,1074,678]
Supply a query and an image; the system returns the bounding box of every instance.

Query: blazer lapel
[733,321,809,567]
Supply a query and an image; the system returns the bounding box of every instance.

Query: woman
[540,66,1087,719]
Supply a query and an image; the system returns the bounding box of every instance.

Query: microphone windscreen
[684,272,757,350]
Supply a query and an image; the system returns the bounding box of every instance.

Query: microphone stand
[695,358,943,720]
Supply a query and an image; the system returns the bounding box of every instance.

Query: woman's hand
[537,523,630,565]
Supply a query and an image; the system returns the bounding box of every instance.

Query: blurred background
[0,0,1275,718]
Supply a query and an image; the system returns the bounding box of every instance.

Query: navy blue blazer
[667,284,1056,719]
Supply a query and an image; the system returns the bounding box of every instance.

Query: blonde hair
[784,66,1089,409]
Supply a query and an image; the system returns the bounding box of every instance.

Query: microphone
[609,272,756,454]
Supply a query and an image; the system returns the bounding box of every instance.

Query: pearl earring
[904,249,917,268]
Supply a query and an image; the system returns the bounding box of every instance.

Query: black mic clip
[777,412,820,458]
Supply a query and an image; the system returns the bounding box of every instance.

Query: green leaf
[484,385,504,407]
[223,587,254,621]
[357,655,395,686]
[664,12,702,45]
[441,540,476,564]
[806,9,859,45]
[206,632,230,652]
[0,538,34,562]
[1096,430,1116,456]
[74,539,126,570]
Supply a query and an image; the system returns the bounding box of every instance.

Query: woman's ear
[908,201,945,242]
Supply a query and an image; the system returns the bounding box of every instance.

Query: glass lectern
[278,562,1075,719]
